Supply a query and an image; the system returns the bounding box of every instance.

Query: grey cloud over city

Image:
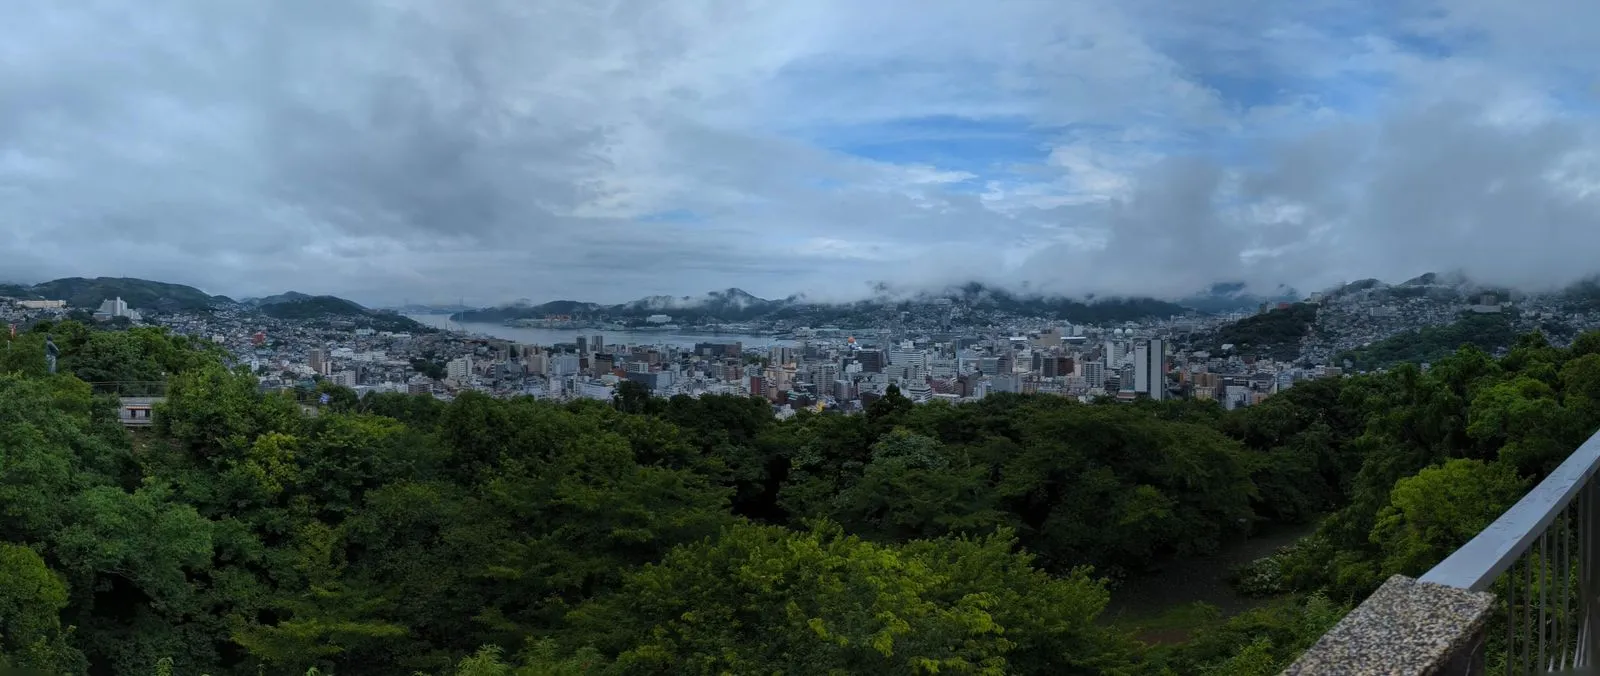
[4,0,1600,306]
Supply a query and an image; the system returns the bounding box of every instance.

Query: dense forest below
[0,320,1594,674]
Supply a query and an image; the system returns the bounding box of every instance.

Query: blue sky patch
[820,115,1050,174]
[636,209,706,224]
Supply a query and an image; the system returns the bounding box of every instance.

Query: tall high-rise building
[308,349,327,376]
[1132,338,1165,400]
[1104,340,1121,368]
[591,335,604,353]
[1132,342,1149,394]
[576,336,589,354]
[1149,338,1165,401]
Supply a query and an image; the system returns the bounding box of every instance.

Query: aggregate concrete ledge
[1283,574,1495,676]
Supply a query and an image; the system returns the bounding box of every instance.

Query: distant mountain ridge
[246,291,313,306]
[1177,282,1301,314]
[240,291,423,330]
[452,272,1600,329]
[0,277,425,331]
[15,272,1600,334]
[254,294,369,320]
[1318,271,1523,304]
[614,287,787,320]
[386,302,476,314]
[25,277,233,312]
[454,282,1197,325]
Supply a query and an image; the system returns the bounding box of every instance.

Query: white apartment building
[446,356,473,381]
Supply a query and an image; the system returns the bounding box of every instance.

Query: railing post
[1586,477,1600,668]
[1284,576,1495,675]
[1441,628,1488,675]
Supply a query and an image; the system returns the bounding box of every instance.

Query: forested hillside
[1338,311,1518,369]
[1200,302,1318,361]
[0,321,1593,674]
[28,277,232,311]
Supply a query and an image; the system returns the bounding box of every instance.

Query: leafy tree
[1466,376,1580,475]
[410,358,447,380]
[157,364,301,457]
[826,429,1007,541]
[314,382,361,413]
[611,380,652,415]
[362,391,447,428]
[1369,459,1527,578]
[564,523,1138,675]
[0,542,84,672]
[866,384,914,432]
[1159,594,1347,675]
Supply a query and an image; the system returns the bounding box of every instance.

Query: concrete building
[889,348,925,368]
[446,356,473,381]
[558,353,584,376]
[1082,361,1105,389]
[1129,338,1165,400]
[93,297,142,322]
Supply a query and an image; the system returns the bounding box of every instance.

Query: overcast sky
[4,1,1600,306]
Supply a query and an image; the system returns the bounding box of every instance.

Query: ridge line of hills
[0,277,1303,325]
[9,272,1600,332]
[0,277,420,331]
[450,282,1304,325]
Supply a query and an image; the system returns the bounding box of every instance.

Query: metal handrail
[86,380,169,396]
[1413,430,1600,674]
[1421,430,1600,591]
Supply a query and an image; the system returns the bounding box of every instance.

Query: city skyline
[5,1,1600,305]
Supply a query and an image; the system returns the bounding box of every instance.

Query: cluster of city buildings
[8,279,1600,417]
[299,324,1337,415]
